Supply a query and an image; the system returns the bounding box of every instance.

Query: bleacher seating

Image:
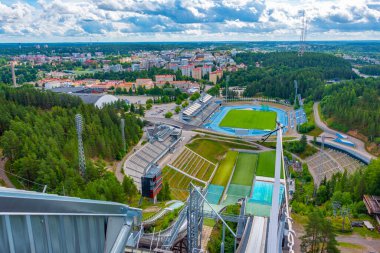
[124,124,182,190]
[305,148,364,185]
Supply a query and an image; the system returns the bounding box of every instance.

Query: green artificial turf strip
[219,109,277,130]
[211,151,238,187]
[255,151,284,178]
[231,153,258,186]
[256,151,276,178]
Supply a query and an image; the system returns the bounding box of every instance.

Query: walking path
[201,226,213,251]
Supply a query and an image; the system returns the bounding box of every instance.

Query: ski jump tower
[75,114,86,177]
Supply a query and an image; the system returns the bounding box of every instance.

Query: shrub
[165,112,173,118]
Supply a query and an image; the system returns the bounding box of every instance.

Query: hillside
[0,85,142,201]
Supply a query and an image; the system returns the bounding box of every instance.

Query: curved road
[313,102,376,161]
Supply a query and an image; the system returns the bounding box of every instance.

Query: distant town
[8,46,250,95]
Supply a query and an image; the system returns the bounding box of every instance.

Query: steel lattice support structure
[121,118,126,152]
[187,184,204,253]
[298,10,307,57]
[75,114,86,177]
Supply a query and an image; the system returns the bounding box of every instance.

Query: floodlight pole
[225,75,230,102]
[75,114,86,177]
[121,118,126,151]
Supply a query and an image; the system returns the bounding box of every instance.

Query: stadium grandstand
[123,124,182,199]
[288,108,307,129]
[306,148,364,185]
[181,93,220,126]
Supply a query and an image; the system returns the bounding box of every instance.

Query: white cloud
[0,0,379,42]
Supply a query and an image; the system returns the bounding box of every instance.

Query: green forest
[359,65,380,76]
[292,159,380,219]
[0,85,142,202]
[225,52,356,102]
[320,78,380,139]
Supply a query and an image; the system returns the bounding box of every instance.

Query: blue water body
[203,105,288,136]
[205,184,225,204]
[249,180,284,205]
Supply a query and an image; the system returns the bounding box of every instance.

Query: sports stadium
[204,104,289,136]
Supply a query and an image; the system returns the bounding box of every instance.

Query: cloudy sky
[0,0,379,42]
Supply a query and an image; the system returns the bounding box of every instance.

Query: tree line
[320,78,380,139]
[291,158,380,218]
[0,85,142,202]
[221,52,356,103]
[359,65,380,76]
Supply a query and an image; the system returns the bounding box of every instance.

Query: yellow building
[209,70,223,84]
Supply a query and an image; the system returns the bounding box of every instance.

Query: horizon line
[1,39,380,44]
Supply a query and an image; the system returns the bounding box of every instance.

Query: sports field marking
[219,109,277,130]
[184,146,216,166]
[168,164,207,184]
[169,148,216,177]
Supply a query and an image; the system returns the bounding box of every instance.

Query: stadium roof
[50,86,88,93]
[200,94,212,104]
[183,102,201,116]
[72,94,119,108]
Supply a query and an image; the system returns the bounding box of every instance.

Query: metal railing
[0,187,142,253]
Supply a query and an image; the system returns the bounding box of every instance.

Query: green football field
[219,109,277,130]
[231,153,258,186]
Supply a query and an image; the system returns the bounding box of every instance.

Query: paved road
[313,102,376,161]
[0,157,15,188]
[337,234,380,253]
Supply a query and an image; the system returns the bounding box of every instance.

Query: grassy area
[231,153,258,186]
[207,204,240,253]
[308,127,323,137]
[300,101,323,137]
[142,211,159,221]
[162,165,206,201]
[145,207,181,233]
[187,138,257,163]
[338,242,364,249]
[211,151,238,187]
[219,109,276,130]
[171,148,215,182]
[203,218,216,227]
